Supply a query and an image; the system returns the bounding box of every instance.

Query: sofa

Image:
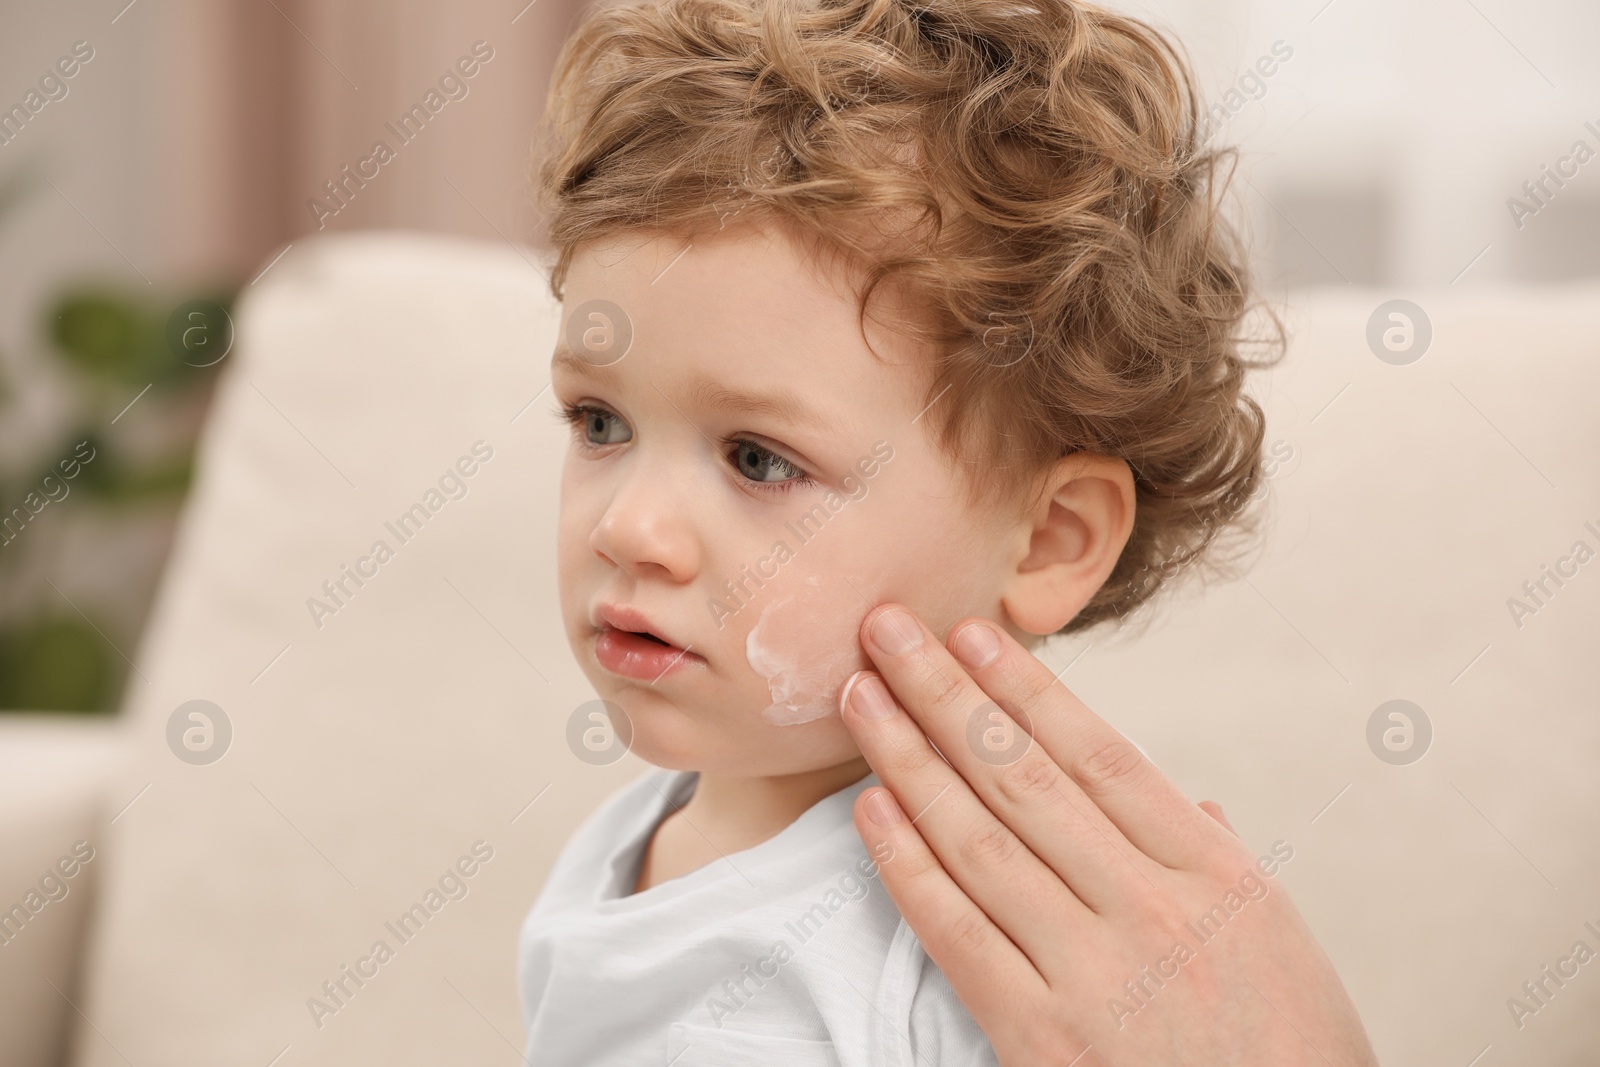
[3,230,1597,1066]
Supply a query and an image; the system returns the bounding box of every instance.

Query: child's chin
[596,709,710,771]
[628,747,705,773]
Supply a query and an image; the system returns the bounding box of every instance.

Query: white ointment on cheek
[744,573,874,726]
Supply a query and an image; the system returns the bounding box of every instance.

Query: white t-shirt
[517,765,1000,1066]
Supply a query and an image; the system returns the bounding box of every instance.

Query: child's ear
[999,453,1135,637]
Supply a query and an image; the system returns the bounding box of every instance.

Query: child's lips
[593,626,705,680]
[593,602,687,650]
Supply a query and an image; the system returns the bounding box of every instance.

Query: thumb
[1198,799,1237,836]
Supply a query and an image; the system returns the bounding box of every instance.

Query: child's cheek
[744,570,879,726]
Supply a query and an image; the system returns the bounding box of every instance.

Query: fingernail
[849,674,899,720]
[871,608,923,655]
[952,622,1000,670]
[866,788,903,827]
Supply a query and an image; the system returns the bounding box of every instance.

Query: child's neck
[632,755,873,894]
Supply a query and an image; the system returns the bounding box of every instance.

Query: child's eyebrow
[551,347,842,435]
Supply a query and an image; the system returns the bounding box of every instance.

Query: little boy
[518,1,1271,1063]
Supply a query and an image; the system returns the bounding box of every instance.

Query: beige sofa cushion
[73,231,1600,1065]
[75,231,633,1066]
[0,718,123,1067]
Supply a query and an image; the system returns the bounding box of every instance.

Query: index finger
[865,602,1227,872]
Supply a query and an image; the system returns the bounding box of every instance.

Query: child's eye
[554,402,817,494]
[556,401,632,446]
[729,439,815,492]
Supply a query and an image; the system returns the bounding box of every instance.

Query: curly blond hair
[531,0,1280,633]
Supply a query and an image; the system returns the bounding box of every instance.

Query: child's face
[552,221,1030,778]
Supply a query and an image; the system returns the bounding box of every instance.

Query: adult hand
[838,602,1378,1067]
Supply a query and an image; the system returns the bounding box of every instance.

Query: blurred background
[2,0,1596,714]
[1,0,567,711]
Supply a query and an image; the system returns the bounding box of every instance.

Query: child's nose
[588,466,701,581]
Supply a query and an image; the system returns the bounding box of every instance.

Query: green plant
[0,280,236,712]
